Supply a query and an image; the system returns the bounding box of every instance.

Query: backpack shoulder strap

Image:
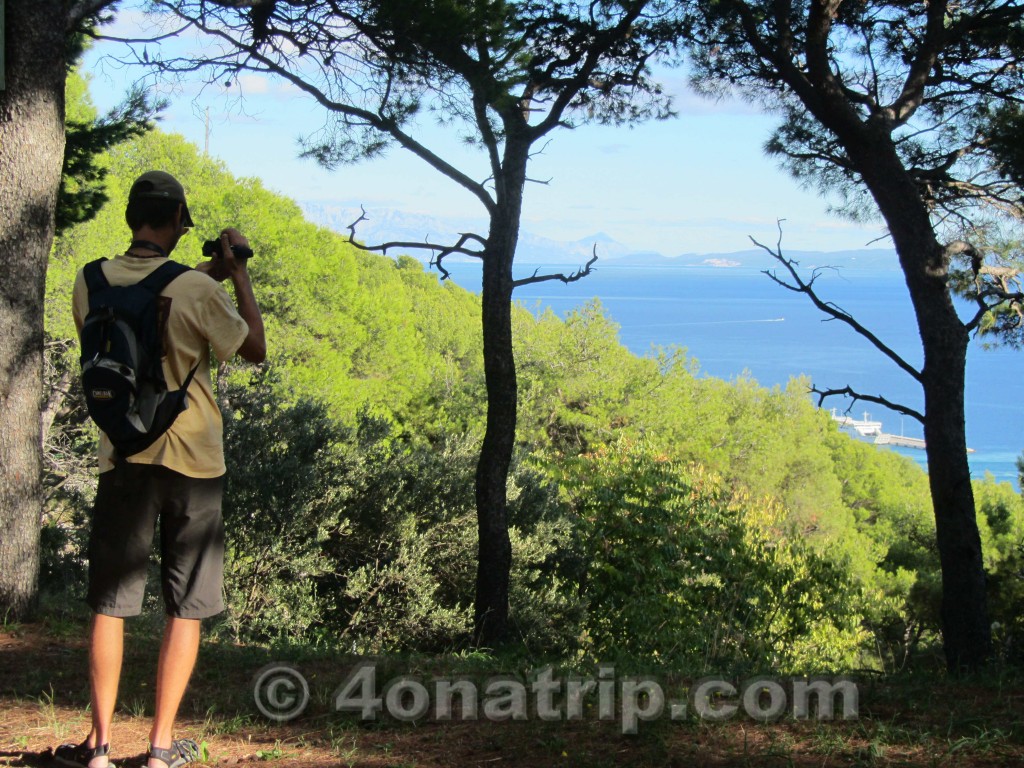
[83,258,110,294]
[137,261,193,295]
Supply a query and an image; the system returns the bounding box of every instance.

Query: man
[58,170,266,768]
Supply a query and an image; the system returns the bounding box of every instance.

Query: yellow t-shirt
[73,254,249,478]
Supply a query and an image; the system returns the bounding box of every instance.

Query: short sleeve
[72,270,89,336]
[200,283,250,363]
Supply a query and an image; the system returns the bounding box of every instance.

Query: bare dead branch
[865,232,893,248]
[512,249,598,289]
[812,385,924,424]
[753,225,923,384]
[344,206,484,280]
[89,24,196,45]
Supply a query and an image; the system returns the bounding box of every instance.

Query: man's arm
[195,228,267,363]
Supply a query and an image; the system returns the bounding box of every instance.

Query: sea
[440,260,1023,489]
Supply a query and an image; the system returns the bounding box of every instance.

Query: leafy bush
[219,367,354,643]
[330,432,582,653]
[554,439,867,673]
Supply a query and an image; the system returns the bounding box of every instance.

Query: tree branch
[512,249,598,289]
[345,207,484,280]
[966,278,1024,333]
[753,224,922,384]
[813,385,924,424]
[889,0,948,124]
[146,1,499,215]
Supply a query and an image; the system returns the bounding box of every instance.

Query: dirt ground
[2,622,1022,767]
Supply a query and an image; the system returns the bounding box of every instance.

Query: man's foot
[146,739,202,768]
[53,740,112,768]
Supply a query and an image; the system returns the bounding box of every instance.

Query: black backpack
[79,258,198,458]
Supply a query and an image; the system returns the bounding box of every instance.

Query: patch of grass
[808,721,850,755]
[40,613,84,641]
[1,613,23,634]
[254,741,286,761]
[327,729,362,767]
[199,706,259,736]
[860,716,926,748]
[39,686,75,741]
[123,694,148,718]
[946,725,1013,756]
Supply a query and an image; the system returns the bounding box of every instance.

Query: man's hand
[195,226,265,362]
[198,227,266,363]
[195,228,251,283]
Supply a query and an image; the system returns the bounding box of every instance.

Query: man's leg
[147,469,224,766]
[79,613,124,768]
[74,461,157,768]
[147,617,200,767]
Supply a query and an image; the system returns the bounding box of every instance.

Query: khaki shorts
[87,462,226,619]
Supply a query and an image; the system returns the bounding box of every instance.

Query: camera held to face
[202,239,254,260]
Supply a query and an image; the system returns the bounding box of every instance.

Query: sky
[80,7,891,256]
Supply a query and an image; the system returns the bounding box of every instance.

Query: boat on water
[832,410,884,438]
[830,409,965,451]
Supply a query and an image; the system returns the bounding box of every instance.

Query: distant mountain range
[301,202,900,271]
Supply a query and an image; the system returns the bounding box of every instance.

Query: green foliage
[58,71,161,235]
[989,542,1024,665]
[947,224,1024,349]
[219,368,354,642]
[325,430,479,651]
[974,476,1024,664]
[325,430,580,653]
[555,439,867,673]
[986,104,1024,190]
[824,429,940,670]
[514,300,663,454]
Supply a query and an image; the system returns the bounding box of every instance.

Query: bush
[331,432,583,653]
[554,439,867,673]
[219,367,355,643]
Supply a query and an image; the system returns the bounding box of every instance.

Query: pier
[873,433,927,449]
[831,410,929,451]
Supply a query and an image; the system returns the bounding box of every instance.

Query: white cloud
[234,74,271,95]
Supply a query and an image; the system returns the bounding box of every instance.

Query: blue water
[442,262,1022,488]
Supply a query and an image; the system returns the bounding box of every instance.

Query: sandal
[147,739,203,768]
[53,741,113,768]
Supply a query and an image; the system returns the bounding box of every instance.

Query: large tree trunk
[865,155,992,671]
[0,0,68,619]
[473,250,515,646]
[473,140,528,647]
[921,327,990,670]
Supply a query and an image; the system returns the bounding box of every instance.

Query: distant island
[301,201,900,272]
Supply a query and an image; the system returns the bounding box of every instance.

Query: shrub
[555,439,867,673]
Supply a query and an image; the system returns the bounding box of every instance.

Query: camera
[202,239,254,259]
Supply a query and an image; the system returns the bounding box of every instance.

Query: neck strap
[128,239,168,259]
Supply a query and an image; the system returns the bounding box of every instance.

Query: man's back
[73,254,248,478]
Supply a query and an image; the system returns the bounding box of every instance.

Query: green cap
[128,170,195,228]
